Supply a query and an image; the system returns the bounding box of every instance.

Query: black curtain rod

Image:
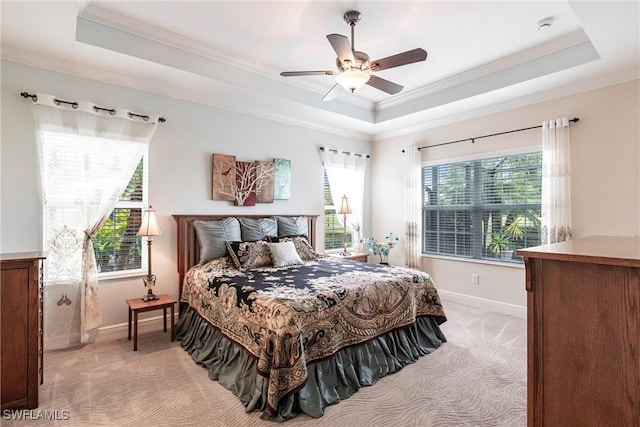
[319,146,370,158]
[402,117,579,152]
[20,92,166,123]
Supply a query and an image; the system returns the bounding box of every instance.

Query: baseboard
[95,313,180,343]
[438,289,526,318]
[45,335,81,350]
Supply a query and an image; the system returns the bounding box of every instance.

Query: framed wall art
[235,161,257,206]
[273,158,291,200]
[211,154,290,205]
[212,153,236,201]
[255,160,275,203]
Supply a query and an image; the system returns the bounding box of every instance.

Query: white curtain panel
[33,93,159,347]
[403,146,422,269]
[320,148,367,245]
[541,117,572,244]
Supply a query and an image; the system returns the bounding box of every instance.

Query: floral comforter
[181,256,446,415]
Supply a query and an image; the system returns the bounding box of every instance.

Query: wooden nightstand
[329,252,369,262]
[126,294,176,351]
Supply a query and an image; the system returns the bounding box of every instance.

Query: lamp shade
[336,69,370,92]
[337,195,352,215]
[137,206,162,237]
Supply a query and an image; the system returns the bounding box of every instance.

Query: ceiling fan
[280,10,427,101]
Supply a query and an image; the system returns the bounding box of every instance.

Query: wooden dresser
[1,252,46,410]
[517,237,639,427]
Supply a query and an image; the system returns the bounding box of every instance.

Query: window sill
[421,253,525,269]
[98,269,148,282]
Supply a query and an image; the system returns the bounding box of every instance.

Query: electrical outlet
[471,274,480,285]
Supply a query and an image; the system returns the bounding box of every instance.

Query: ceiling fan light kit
[336,69,370,92]
[280,10,428,100]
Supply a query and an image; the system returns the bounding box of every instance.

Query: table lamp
[337,195,352,256]
[137,206,161,301]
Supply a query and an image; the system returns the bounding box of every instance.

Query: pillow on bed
[193,218,241,264]
[225,240,272,270]
[268,235,319,261]
[275,216,308,237]
[267,241,303,267]
[238,217,278,242]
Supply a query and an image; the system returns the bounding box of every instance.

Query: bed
[173,214,447,421]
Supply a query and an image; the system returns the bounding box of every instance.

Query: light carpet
[3,300,526,427]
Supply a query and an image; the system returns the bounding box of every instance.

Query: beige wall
[372,79,640,308]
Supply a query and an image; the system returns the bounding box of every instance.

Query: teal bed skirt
[176,307,446,421]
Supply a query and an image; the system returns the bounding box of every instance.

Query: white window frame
[323,168,352,252]
[96,148,149,280]
[421,146,542,264]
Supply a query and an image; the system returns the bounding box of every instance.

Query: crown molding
[372,71,639,142]
[79,4,374,112]
[1,53,373,141]
[377,29,593,111]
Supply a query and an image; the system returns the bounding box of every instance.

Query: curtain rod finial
[20,92,37,102]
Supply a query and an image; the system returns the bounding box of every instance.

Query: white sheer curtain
[320,148,367,248]
[32,93,160,347]
[403,146,422,269]
[541,117,572,244]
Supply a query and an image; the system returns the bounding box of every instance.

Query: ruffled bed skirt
[176,307,447,421]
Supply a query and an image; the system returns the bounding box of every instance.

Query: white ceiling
[2,1,639,140]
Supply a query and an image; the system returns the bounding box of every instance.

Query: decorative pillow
[225,240,272,270]
[268,235,319,261]
[267,241,303,267]
[238,217,278,242]
[193,218,241,264]
[276,216,308,237]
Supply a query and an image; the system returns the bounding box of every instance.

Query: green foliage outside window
[423,152,542,262]
[93,159,144,273]
[324,209,352,250]
[324,169,352,250]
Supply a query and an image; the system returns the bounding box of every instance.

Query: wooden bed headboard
[172,214,318,304]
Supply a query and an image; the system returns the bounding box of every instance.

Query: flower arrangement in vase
[360,232,400,264]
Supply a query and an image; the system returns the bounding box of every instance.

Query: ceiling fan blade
[322,83,343,101]
[370,48,427,71]
[366,75,403,95]
[326,34,355,65]
[280,71,336,77]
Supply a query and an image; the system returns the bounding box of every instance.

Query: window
[422,151,541,263]
[323,169,352,250]
[40,129,148,282]
[93,156,147,276]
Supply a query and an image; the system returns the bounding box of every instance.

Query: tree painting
[212,153,236,200]
[274,158,291,200]
[234,161,277,206]
[255,160,275,203]
[212,154,286,205]
[234,161,257,206]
